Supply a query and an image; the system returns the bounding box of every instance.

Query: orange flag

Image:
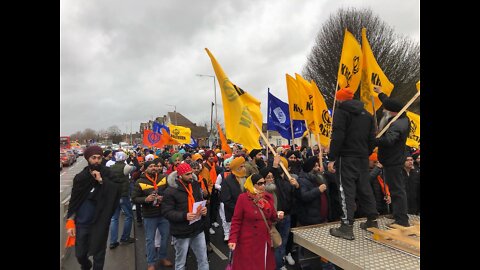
[158,128,181,147]
[217,122,232,154]
[143,129,164,148]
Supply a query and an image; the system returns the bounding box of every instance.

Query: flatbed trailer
[292,215,420,270]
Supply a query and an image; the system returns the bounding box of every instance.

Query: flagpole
[371,95,379,132]
[376,91,420,138]
[266,130,269,161]
[252,121,292,179]
[316,133,324,170]
[331,80,340,118]
[290,120,295,147]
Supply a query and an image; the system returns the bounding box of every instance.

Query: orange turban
[336,88,354,101]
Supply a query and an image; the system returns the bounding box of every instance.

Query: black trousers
[383,165,409,225]
[209,190,220,224]
[75,226,106,270]
[336,156,378,225]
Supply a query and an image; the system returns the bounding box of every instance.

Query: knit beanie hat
[336,88,354,101]
[177,163,193,176]
[84,146,103,161]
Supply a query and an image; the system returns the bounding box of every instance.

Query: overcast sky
[60,0,419,136]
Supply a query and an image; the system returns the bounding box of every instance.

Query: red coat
[229,192,277,270]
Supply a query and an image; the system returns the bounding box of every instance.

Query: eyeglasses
[256,181,266,186]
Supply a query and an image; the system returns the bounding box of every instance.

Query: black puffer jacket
[161,179,205,238]
[296,171,331,225]
[329,100,376,162]
[376,115,410,166]
[131,173,167,218]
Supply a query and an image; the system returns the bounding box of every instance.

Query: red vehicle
[60,136,71,149]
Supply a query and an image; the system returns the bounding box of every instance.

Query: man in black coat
[66,146,120,270]
[327,88,378,240]
[374,86,411,227]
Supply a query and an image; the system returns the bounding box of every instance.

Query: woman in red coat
[228,174,284,270]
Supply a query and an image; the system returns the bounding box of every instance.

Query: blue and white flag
[267,90,306,140]
[152,122,170,134]
[185,137,198,148]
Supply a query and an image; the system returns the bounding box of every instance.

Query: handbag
[225,249,233,270]
[258,206,282,248]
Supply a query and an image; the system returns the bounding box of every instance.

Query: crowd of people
[65,89,420,270]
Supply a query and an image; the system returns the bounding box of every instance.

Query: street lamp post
[197,74,217,145]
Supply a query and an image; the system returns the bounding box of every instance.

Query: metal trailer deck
[292,215,420,270]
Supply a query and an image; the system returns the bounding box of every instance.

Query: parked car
[65,150,77,163]
[60,151,73,166]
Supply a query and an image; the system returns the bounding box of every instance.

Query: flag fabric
[286,74,307,121]
[143,129,164,148]
[186,137,198,148]
[360,27,394,115]
[294,74,315,129]
[167,124,191,144]
[310,80,332,147]
[406,111,420,148]
[159,128,181,147]
[416,81,420,91]
[267,90,306,140]
[337,29,363,93]
[205,48,262,151]
[153,122,170,134]
[217,122,232,154]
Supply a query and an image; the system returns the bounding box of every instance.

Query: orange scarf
[198,174,207,194]
[145,173,158,190]
[65,219,76,247]
[179,180,195,212]
[206,161,217,185]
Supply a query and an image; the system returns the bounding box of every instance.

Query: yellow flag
[337,29,363,93]
[294,74,315,128]
[286,74,306,120]
[167,124,192,144]
[205,48,262,151]
[416,81,420,91]
[310,80,332,147]
[360,28,394,115]
[406,111,420,148]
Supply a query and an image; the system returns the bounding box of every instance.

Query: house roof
[167,112,209,138]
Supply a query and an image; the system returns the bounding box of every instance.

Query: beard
[265,182,277,193]
[256,158,266,170]
[378,111,392,131]
[88,163,102,171]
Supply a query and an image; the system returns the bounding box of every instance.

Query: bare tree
[303,8,420,113]
[107,125,123,144]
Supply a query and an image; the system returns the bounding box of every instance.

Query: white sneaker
[212,222,220,228]
[285,252,295,265]
[224,234,229,241]
[209,228,216,235]
[132,205,136,211]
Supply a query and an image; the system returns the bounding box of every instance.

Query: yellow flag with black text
[337,29,363,93]
[205,48,262,151]
[310,80,332,147]
[286,74,307,121]
[295,74,315,128]
[360,28,394,115]
[167,124,191,144]
[406,111,420,148]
